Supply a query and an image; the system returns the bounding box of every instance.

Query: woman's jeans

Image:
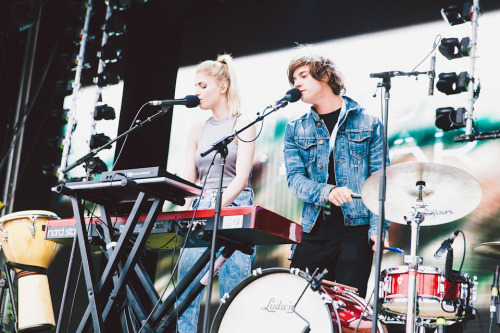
[176,188,255,333]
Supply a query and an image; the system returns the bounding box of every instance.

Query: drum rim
[381,265,443,275]
[0,210,60,223]
[211,267,334,332]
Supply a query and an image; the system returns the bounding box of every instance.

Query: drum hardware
[2,264,18,332]
[2,231,7,243]
[294,268,332,333]
[0,276,7,332]
[28,225,35,238]
[361,162,482,333]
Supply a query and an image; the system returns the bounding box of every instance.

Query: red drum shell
[322,284,387,333]
[380,265,472,320]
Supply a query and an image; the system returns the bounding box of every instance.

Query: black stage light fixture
[49,108,69,125]
[106,0,131,11]
[96,63,121,87]
[41,164,59,179]
[105,13,127,36]
[436,72,470,95]
[90,133,112,149]
[435,107,466,131]
[438,37,471,60]
[100,35,124,63]
[55,80,73,96]
[441,2,472,26]
[93,104,116,120]
[46,136,63,150]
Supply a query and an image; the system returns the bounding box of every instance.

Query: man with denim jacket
[283,51,390,298]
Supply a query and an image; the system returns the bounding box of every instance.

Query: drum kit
[210,161,488,332]
[0,161,494,333]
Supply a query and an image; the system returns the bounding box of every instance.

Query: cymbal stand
[403,181,429,333]
[369,70,429,333]
[0,264,18,333]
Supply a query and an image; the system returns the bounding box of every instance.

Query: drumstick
[322,280,359,292]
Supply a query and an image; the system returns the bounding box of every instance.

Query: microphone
[148,95,200,108]
[491,265,499,320]
[433,230,459,259]
[270,88,302,110]
[428,54,436,96]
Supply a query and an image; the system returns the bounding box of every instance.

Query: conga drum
[0,210,60,331]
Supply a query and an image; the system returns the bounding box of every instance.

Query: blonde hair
[196,54,241,116]
[287,46,346,96]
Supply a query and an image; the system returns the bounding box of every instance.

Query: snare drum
[211,268,386,333]
[0,210,60,331]
[380,265,475,320]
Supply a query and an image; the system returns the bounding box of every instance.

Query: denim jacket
[283,96,390,240]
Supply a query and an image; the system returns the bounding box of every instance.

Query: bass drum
[211,268,386,333]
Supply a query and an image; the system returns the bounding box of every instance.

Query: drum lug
[384,275,392,293]
[321,293,333,305]
[2,230,7,242]
[333,300,346,309]
[438,275,445,295]
[471,276,478,304]
[28,225,36,238]
[403,255,422,267]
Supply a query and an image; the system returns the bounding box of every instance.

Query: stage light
[55,80,73,96]
[438,37,471,60]
[100,35,125,63]
[93,104,116,120]
[96,63,121,87]
[105,13,127,36]
[90,133,112,149]
[41,164,59,179]
[435,107,466,131]
[441,2,472,26]
[49,108,69,125]
[46,137,63,151]
[436,72,470,95]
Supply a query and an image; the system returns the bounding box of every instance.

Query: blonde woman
[177,54,255,332]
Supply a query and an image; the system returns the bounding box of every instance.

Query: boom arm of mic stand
[61,105,173,175]
[369,70,429,78]
[200,106,273,158]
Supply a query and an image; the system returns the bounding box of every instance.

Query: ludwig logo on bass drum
[261,298,295,313]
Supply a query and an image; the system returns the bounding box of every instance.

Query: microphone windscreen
[185,95,200,108]
[287,88,302,103]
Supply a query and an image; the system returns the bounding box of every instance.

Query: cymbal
[473,242,500,259]
[360,162,482,225]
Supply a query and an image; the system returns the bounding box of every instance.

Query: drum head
[0,210,59,223]
[211,268,334,333]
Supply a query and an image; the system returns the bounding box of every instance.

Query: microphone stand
[369,70,429,333]
[200,101,288,333]
[60,104,173,177]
